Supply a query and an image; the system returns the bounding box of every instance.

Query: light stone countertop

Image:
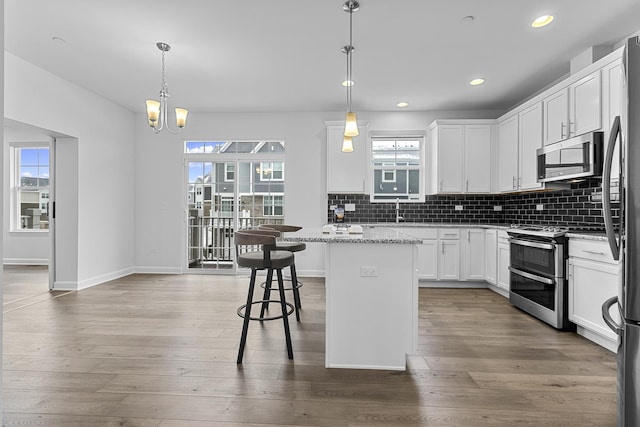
[283,226,422,244]
[565,231,609,241]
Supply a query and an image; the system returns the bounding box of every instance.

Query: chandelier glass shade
[342,0,360,150]
[146,42,188,134]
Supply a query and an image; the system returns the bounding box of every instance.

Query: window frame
[368,132,425,203]
[10,142,52,233]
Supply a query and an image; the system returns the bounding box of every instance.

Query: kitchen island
[284,226,420,370]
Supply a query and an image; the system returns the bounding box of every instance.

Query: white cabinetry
[568,239,620,352]
[543,70,601,145]
[394,228,438,281]
[326,123,366,193]
[485,229,497,285]
[429,121,492,194]
[496,230,510,293]
[462,228,485,280]
[438,229,460,280]
[601,58,623,183]
[497,103,543,192]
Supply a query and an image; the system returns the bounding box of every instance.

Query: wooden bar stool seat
[235,229,295,364]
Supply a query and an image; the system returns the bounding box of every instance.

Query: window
[371,137,422,201]
[259,162,284,181]
[11,145,50,231]
[263,195,284,216]
[224,163,235,182]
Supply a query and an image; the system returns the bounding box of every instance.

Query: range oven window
[510,240,556,278]
[510,271,556,310]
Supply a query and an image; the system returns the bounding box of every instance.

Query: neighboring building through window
[11,145,50,230]
[371,137,423,201]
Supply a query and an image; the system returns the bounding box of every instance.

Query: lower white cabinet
[462,228,485,280]
[396,228,438,280]
[485,229,497,285]
[568,239,621,351]
[496,230,510,292]
[438,229,460,280]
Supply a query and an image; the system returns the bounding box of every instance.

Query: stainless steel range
[506,224,573,329]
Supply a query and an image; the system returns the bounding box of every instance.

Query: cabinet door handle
[561,122,566,139]
[466,179,469,192]
[441,241,444,254]
[569,121,574,136]
[440,179,443,191]
[583,250,606,256]
[512,176,516,189]
[518,177,521,188]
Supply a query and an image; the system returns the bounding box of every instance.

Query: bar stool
[258,224,305,321]
[235,229,295,363]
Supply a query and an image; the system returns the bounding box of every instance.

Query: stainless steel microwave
[536,131,604,183]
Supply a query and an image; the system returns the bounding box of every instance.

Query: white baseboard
[134,266,183,274]
[576,325,618,353]
[419,280,487,289]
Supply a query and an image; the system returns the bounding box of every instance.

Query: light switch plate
[330,205,337,211]
[494,205,502,211]
[345,203,356,212]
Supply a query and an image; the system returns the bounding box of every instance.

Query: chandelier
[341,0,360,152]
[145,42,189,134]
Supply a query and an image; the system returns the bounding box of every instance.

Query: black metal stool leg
[290,262,301,321]
[237,269,257,364]
[277,268,294,359]
[260,268,274,319]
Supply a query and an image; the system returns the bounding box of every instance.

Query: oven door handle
[509,238,555,251]
[508,266,555,285]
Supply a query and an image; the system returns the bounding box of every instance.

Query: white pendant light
[342,135,354,152]
[342,1,360,139]
[146,42,189,134]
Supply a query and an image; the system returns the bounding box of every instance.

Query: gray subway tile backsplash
[328,181,619,231]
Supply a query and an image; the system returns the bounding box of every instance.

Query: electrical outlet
[493,205,503,211]
[360,266,378,277]
[345,203,356,212]
[536,204,544,211]
[455,205,463,211]
[330,205,337,211]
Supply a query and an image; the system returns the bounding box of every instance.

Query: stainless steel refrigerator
[602,35,640,427]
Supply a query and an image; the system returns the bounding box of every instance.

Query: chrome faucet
[395,198,404,223]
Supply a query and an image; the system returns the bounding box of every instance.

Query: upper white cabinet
[429,120,493,194]
[497,102,543,192]
[601,58,623,183]
[326,123,366,193]
[543,70,602,145]
[518,103,544,191]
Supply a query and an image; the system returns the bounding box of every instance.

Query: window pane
[185,141,205,153]
[19,189,49,229]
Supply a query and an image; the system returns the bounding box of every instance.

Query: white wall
[1,1,5,421]
[2,127,51,264]
[4,52,136,289]
[133,109,502,275]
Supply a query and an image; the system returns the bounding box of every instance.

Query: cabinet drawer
[439,229,460,239]
[394,228,438,240]
[569,239,619,264]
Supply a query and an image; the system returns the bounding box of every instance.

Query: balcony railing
[187,216,284,269]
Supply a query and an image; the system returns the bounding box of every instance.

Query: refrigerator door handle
[602,115,621,261]
[602,295,623,336]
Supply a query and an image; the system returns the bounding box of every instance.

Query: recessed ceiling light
[397,102,409,108]
[531,15,554,28]
[469,78,485,86]
[341,80,355,87]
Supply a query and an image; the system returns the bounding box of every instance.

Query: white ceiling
[6,0,640,115]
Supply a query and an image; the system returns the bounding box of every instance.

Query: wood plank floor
[2,267,617,426]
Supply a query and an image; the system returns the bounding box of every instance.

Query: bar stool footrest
[237,300,295,321]
[259,279,303,292]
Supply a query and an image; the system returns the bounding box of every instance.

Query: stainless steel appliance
[507,225,572,329]
[601,36,640,427]
[537,131,604,183]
